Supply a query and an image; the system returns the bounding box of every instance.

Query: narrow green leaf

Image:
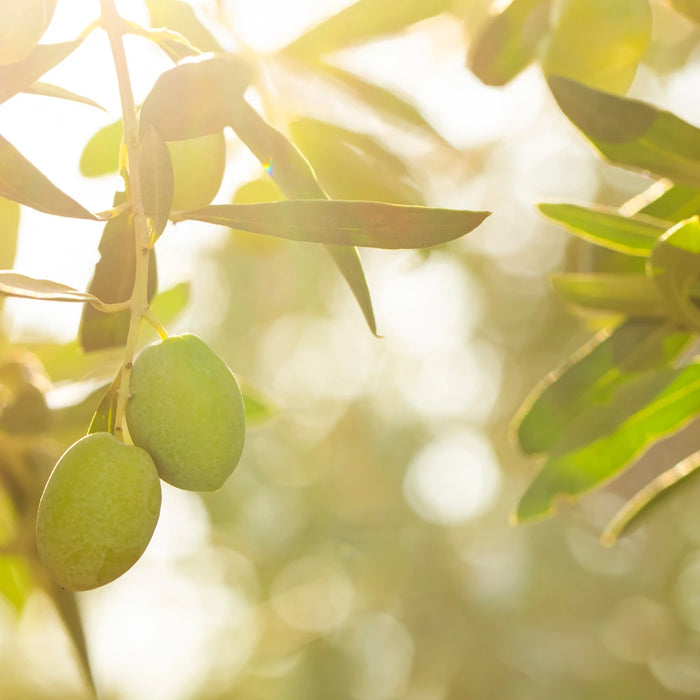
[139,54,253,141]
[0,34,92,105]
[144,0,223,53]
[228,100,377,334]
[140,125,173,240]
[284,0,452,56]
[314,63,449,144]
[80,192,158,352]
[289,119,423,204]
[0,271,100,303]
[515,320,693,455]
[539,202,667,256]
[79,119,122,177]
[669,0,700,23]
[516,363,700,522]
[548,76,700,186]
[175,200,490,249]
[602,450,700,545]
[22,82,105,110]
[87,371,121,435]
[551,273,666,317]
[0,134,96,219]
[468,0,551,86]
[647,216,700,329]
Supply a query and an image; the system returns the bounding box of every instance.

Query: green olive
[168,132,226,211]
[540,0,652,94]
[36,432,161,591]
[126,334,246,491]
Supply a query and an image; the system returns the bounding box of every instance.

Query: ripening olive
[540,0,652,94]
[126,334,245,491]
[0,0,57,66]
[36,432,161,591]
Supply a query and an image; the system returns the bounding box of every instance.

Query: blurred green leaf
[21,82,105,110]
[175,200,490,248]
[548,76,700,186]
[602,449,700,545]
[240,382,276,424]
[289,119,423,204]
[647,216,700,328]
[149,281,190,327]
[0,197,20,270]
[0,134,96,219]
[140,125,174,240]
[139,54,253,141]
[468,0,551,86]
[314,63,449,143]
[0,271,100,303]
[515,320,693,455]
[669,0,700,23]
[551,273,667,317]
[228,100,377,334]
[626,182,700,221]
[516,362,700,522]
[144,0,223,52]
[284,0,452,56]
[79,118,122,178]
[0,555,33,613]
[0,33,92,105]
[539,202,667,256]
[80,192,158,352]
[87,370,121,435]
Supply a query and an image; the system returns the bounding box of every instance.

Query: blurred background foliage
[1,0,700,698]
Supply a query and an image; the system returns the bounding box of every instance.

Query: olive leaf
[21,82,105,110]
[140,125,174,240]
[0,271,100,303]
[88,371,121,435]
[0,135,96,219]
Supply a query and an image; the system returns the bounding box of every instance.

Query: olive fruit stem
[142,308,169,341]
[99,0,152,439]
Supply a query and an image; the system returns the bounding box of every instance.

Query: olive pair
[36,335,246,591]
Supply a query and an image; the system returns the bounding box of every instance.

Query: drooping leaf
[288,118,423,204]
[669,0,700,23]
[647,216,700,329]
[0,271,100,303]
[140,125,173,240]
[468,0,551,86]
[515,320,693,455]
[21,82,105,110]
[174,200,490,248]
[548,76,700,186]
[228,100,378,334]
[79,119,123,178]
[283,0,452,56]
[0,33,93,105]
[314,63,449,144]
[516,362,700,522]
[601,450,700,545]
[87,371,121,435]
[538,203,667,256]
[80,192,158,352]
[0,134,96,219]
[144,0,223,53]
[139,54,253,141]
[550,273,667,317]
